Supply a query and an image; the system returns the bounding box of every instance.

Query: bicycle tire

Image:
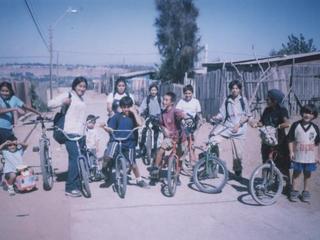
[115,155,127,198]
[167,156,178,196]
[79,156,91,198]
[249,163,283,206]
[142,129,152,165]
[193,156,228,193]
[39,140,54,191]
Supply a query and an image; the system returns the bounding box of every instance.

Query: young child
[101,96,148,188]
[86,114,100,156]
[150,92,187,185]
[211,80,251,178]
[139,83,162,156]
[288,104,320,202]
[86,114,101,180]
[176,84,202,165]
[0,135,28,195]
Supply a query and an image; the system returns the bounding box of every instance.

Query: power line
[24,0,49,51]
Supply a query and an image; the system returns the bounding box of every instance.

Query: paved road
[1,90,319,240]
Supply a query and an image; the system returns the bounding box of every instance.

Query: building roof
[202,51,320,72]
[118,70,156,79]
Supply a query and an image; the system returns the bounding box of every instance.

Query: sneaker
[8,185,15,196]
[65,190,82,197]
[150,167,160,180]
[176,176,181,186]
[300,191,311,202]
[289,190,300,202]
[137,180,149,188]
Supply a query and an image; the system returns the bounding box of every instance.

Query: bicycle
[23,116,55,191]
[192,120,229,193]
[140,115,161,166]
[86,148,102,182]
[106,126,141,198]
[249,127,284,206]
[59,132,92,198]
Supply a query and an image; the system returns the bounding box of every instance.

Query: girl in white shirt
[48,76,88,197]
[106,79,134,117]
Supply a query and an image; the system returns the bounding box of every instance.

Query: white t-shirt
[48,91,87,135]
[288,121,320,163]
[86,128,99,150]
[106,92,135,114]
[176,98,201,118]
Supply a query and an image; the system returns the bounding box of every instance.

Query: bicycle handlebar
[107,126,142,142]
[23,117,53,125]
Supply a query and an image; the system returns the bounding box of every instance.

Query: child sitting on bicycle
[176,84,203,166]
[138,83,162,156]
[287,104,319,202]
[101,96,148,188]
[0,135,28,195]
[254,89,291,186]
[150,92,187,186]
[86,114,102,179]
[210,80,251,178]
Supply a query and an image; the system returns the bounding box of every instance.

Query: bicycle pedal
[32,146,40,152]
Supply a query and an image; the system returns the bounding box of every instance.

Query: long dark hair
[71,76,88,90]
[113,78,129,97]
[0,81,15,98]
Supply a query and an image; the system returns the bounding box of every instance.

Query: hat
[86,114,99,122]
[267,89,285,105]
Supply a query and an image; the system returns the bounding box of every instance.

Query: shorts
[104,142,136,165]
[160,138,186,157]
[291,162,317,172]
[4,172,16,180]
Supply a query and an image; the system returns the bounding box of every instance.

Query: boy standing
[0,135,28,195]
[288,104,320,202]
[211,80,251,177]
[150,92,187,185]
[101,96,148,188]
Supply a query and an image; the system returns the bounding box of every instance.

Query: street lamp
[49,7,78,99]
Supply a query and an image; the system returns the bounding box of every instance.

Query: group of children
[1,78,319,202]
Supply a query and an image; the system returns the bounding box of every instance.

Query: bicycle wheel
[249,163,283,206]
[167,156,178,196]
[115,156,127,198]
[142,129,152,166]
[193,156,228,193]
[79,156,91,198]
[39,140,54,191]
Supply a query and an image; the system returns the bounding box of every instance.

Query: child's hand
[231,124,240,133]
[15,107,25,115]
[290,152,295,161]
[62,98,71,106]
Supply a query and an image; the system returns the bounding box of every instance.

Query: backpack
[224,95,246,123]
[145,95,161,117]
[53,92,72,144]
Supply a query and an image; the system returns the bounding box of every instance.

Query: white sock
[136,177,142,182]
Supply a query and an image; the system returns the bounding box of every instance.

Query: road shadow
[55,171,68,182]
[237,193,261,206]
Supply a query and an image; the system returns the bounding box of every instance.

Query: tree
[154,0,203,83]
[270,33,317,56]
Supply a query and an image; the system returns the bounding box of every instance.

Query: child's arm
[0,140,10,150]
[100,123,113,133]
[130,106,142,126]
[288,142,294,161]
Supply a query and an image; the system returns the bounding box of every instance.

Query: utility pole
[49,25,53,99]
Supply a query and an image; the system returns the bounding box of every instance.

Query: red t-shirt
[160,107,186,142]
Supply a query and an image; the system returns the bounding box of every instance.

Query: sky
[0,0,320,65]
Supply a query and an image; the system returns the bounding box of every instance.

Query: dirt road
[1,90,319,240]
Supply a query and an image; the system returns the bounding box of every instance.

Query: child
[139,83,162,156]
[176,84,202,165]
[150,92,187,185]
[211,80,251,177]
[101,96,148,188]
[86,114,101,180]
[288,104,320,202]
[255,89,291,183]
[0,135,28,195]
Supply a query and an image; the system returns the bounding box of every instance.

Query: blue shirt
[0,96,24,129]
[107,112,137,148]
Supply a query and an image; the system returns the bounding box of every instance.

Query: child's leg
[131,164,141,179]
[5,172,16,185]
[291,170,301,191]
[303,170,311,192]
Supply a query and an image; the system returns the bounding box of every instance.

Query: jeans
[64,134,85,192]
